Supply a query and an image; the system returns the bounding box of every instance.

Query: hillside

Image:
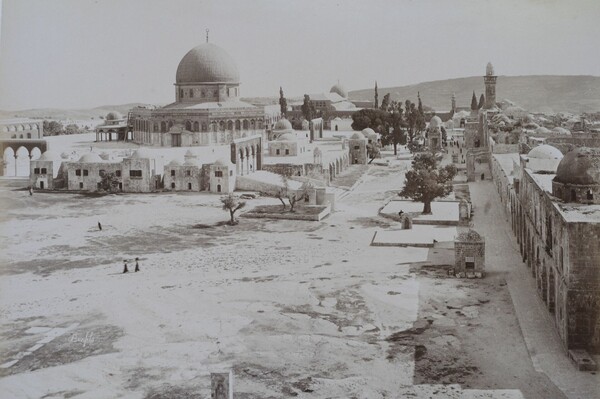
[0,103,153,121]
[349,75,600,114]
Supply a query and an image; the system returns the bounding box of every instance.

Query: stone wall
[454,240,485,273]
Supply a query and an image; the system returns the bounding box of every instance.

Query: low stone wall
[242,204,330,221]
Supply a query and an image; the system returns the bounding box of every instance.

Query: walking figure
[398,210,404,218]
[29,187,33,196]
[135,257,140,272]
[123,260,129,273]
[98,221,102,231]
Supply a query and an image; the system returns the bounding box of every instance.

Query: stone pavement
[469,181,600,399]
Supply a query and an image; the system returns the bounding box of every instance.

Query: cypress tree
[470,91,478,111]
[478,93,485,109]
[374,81,379,109]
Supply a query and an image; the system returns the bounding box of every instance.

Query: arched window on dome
[189,89,194,98]
[243,120,249,130]
[235,120,241,130]
[185,121,192,131]
[202,123,207,132]
[27,133,31,139]
[250,119,255,129]
[161,121,167,133]
[168,121,174,129]
[227,120,233,131]
[258,120,264,129]
[154,123,159,132]
[219,121,225,131]
[194,122,200,132]
[179,89,184,99]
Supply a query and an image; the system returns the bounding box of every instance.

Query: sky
[0,0,599,110]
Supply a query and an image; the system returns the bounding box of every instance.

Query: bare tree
[275,175,311,212]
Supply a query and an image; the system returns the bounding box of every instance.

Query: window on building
[34,168,40,174]
[229,170,233,176]
[201,90,205,98]
[97,182,102,189]
[41,168,47,174]
[189,89,194,98]
[180,89,184,98]
[75,169,81,176]
[276,149,280,155]
[188,183,192,190]
[186,170,191,177]
[171,170,175,176]
[571,189,577,202]
[587,190,594,201]
[354,146,360,150]
[27,133,31,138]
[116,170,121,177]
[215,170,223,177]
[171,182,175,189]
[79,182,83,189]
[83,170,88,176]
[130,170,142,178]
[285,149,290,155]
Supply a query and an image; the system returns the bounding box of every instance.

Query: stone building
[29,150,62,190]
[490,146,600,355]
[348,132,367,164]
[268,133,307,157]
[129,42,273,147]
[208,158,235,193]
[96,112,130,142]
[454,229,485,277]
[163,151,203,191]
[0,119,44,140]
[484,62,497,109]
[427,115,443,151]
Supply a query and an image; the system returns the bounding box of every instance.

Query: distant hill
[0,103,153,121]
[349,75,600,114]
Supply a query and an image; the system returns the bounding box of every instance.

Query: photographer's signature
[69,331,95,347]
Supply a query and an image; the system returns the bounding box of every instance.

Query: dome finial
[206,28,209,43]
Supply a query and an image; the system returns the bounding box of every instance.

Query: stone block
[568,349,597,371]
[211,370,233,399]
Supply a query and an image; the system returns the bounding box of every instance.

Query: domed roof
[175,43,240,84]
[554,147,600,185]
[273,118,292,131]
[167,159,182,166]
[183,158,199,166]
[330,83,348,98]
[184,149,196,157]
[99,152,111,160]
[106,111,123,121]
[457,229,483,242]
[78,152,103,163]
[350,132,365,140]
[213,158,231,166]
[361,128,376,137]
[38,150,60,161]
[60,152,70,159]
[535,126,551,134]
[486,62,495,76]
[528,144,563,160]
[552,127,571,135]
[429,116,442,129]
[277,133,296,141]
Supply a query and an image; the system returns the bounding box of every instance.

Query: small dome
[552,127,571,135]
[184,149,196,157]
[99,152,111,160]
[429,116,442,129]
[554,147,600,185]
[330,83,348,98]
[350,132,365,140]
[313,147,322,155]
[273,118,292,131]
[175,43,240,84]
[60,152,70,159]
[361,128,376,137]
[106,112,123,121]
[528,145,563,160]
[486,62,495,76]
[457,229,483,242]
[535,126,551,134]
[167,159,182,166]
[78,153,103,163]
[38,150,60,161]
[184,158,199,166]
[277,133,296,141]
[213,158,231,166]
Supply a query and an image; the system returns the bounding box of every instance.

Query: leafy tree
[220,194,246,225]
[279,87,287,116]
[301,94,316,123]
[388,101,406,154]
[399,153,457,214]
[350,108,388,132]
[471,91,478,111]
[367,142,381,163]
[380,93,391,111]
[43,120,63,136]
[65,124,81,135]
[441,126,447,145]
[478,93,485,109]
[98,171,120,193]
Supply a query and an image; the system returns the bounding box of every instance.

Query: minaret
[451,93,456,113]
[484,62,497,109]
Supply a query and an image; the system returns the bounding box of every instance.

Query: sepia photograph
[0,0,599,398]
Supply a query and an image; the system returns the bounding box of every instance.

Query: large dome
[528,144,563,160]
[429,115,442,129]
[554,147,600,185]
[176,43,240,84]
[273,118,292,132]
[330,83,348,98]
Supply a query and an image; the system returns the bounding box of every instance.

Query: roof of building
[456,229,483,242]
[552,127,571,135]
[361,128,376,137]
[175,43,239,84]
[167,159,182,166]
[161,100,256,110]
[129,149,152,159]
[184,149,196,157]
[78,152,104,163]
[554,147,600,185]
[273,118,292,132]
[213,158,231,166]
[37,150,60,161]
[527,144,563,160]
[350,132,366,140]
[486,62,495,76]
[277,133,297,141]
[330,83,348,99]
[183,158,199,166]
[535,126,551,134]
